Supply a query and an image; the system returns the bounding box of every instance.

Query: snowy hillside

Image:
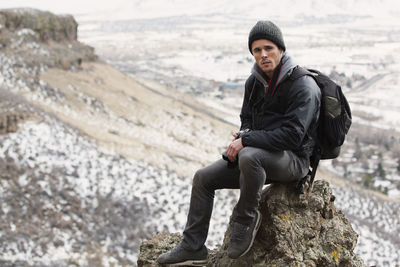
[0,114,237,265]
[332,182,400,266]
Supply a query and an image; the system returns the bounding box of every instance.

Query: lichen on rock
[137,232,183,267]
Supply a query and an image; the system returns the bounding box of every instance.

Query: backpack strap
[280,66,316,100]
[294,148,321,194]
[286,66,321,193]
[309,148,321,186]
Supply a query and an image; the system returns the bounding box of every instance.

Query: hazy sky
[1,0,398,22]
[0,0,123,15]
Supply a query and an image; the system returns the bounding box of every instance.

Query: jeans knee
[192,168,216,198]
[193,168,208,188]
[238,147,260,171]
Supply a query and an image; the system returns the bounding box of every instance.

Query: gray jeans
[181,147,309,251]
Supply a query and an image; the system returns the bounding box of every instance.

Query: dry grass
[38,62,234,177]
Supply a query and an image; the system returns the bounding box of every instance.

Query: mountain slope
[37,62,234,177]
[0,60,239,266]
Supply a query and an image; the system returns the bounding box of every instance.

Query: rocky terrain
[1,8,400,267]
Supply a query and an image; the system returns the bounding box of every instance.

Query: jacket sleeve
[239,76,255,130]
[241,76,321,151]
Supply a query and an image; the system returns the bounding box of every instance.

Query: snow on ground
[0,117,237,265]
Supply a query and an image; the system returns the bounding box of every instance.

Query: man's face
[251,39,283,79]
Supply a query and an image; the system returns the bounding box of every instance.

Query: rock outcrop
[0,8,78,42]
[0,8,97,70]
[137,180,365,267]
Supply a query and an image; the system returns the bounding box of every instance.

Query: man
[157,20,321,266]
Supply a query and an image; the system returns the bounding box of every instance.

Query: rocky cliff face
[0,8,96,70]
[137,180,365,267]
[0,8,77,42]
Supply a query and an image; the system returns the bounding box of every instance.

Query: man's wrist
[237,128,250,138]
[239,130,250,147]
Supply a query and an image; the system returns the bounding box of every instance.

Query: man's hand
[226,138,243,162]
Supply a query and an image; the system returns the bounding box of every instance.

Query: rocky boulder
[137,180,365,267]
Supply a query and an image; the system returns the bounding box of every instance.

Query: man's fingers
[226,145,237,162]
[226,146,233,161]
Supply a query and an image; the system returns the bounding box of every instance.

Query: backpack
[287,67,352,193]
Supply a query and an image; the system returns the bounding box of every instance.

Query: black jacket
[240,53,321,159]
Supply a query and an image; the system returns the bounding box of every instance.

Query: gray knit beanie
[248,20,286,54]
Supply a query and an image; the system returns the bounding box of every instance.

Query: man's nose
[261,49,268,57]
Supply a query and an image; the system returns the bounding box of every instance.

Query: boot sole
[167,259,208,266]
[237,209,262,258]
